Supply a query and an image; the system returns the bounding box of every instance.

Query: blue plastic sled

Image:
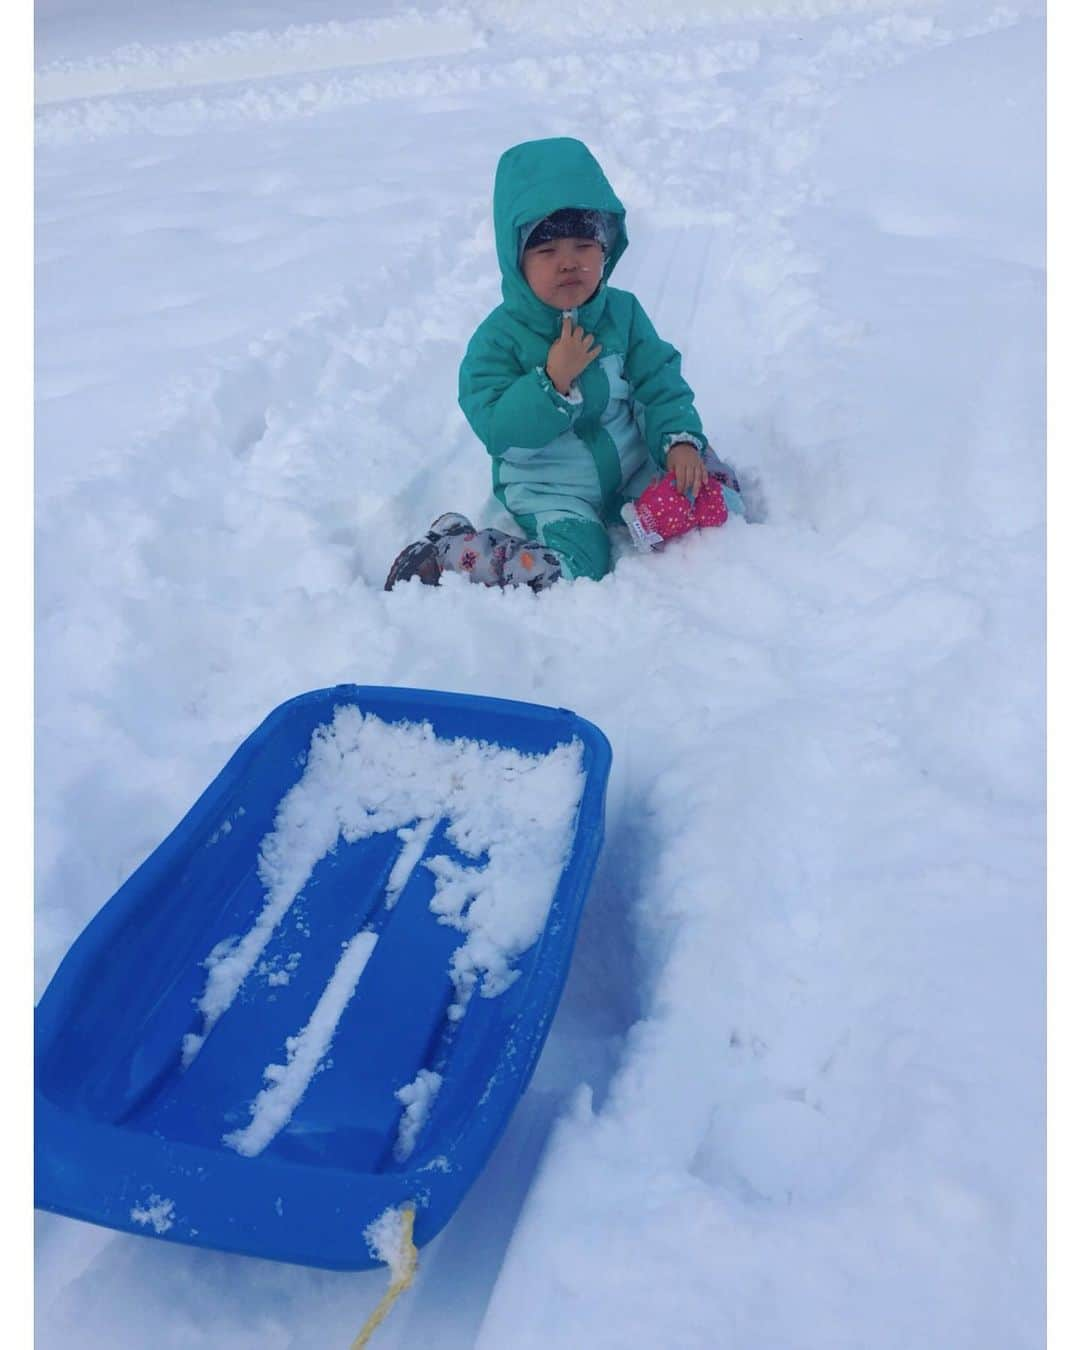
[35,685,611,1270]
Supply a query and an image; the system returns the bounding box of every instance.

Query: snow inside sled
[35,685,611,1270]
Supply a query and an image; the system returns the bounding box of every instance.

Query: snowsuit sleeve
[623,295,707,469]
[459,330,582,460]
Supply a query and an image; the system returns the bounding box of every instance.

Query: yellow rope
[350,1205,418,1349]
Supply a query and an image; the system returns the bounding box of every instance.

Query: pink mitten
[621,472,728,552]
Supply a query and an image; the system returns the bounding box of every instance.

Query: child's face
[521,237,604,309]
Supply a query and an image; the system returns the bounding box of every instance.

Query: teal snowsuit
[458,138,709,581]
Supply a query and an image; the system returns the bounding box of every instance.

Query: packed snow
[385,817,439,908]
[222,927,380,1158]
[394,1070,445,1163]
[128,1195,176,1236]
[365,1204,419,1283]
[182,708,584,1069]
[189,706,583,1153]
[35,0,1045,1347]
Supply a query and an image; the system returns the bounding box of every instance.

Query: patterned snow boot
[383,536,442,589]
[385,514,564,592]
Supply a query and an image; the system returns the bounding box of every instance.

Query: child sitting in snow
[385,136,744,592]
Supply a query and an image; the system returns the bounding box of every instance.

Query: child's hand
[546,315,602,395]
[667,442,707,500]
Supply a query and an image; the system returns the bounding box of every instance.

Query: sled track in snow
[35,40,765,147]
[35,11,486,106]
[34,0,933,115]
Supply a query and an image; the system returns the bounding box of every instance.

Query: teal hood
[493,138,628,332]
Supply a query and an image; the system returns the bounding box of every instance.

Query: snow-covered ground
[34,1,1046,1346]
